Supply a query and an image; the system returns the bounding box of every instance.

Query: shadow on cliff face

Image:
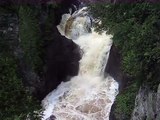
[37,0,129,100]
[54,0,81,25]
[43,28,81,99]
[106,45,133,120]
[105,44,130,91]
[34,0,82,100]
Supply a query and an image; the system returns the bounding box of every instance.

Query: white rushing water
[42,6,119,120]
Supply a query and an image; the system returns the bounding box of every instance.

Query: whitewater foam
[42,6,119,120]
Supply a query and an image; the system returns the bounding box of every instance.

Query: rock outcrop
[0,0,128,100]
[131,84,160,120]
[39,0,82,99]
[0,1,82,100]
[105,44,129,91]
[43,28,81,99]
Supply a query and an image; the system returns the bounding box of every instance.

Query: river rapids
[42,6,119,120]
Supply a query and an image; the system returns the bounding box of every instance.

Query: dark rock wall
[41,0,128,100]
[0,14,18,51]
[106,45,131,120]
[0,0,127,100]
[40,0,82,99]
[53,0,81,25]
[42,0,129,100]
[105,44,129,91]
[0,1,82,100]
[43,28,81,99]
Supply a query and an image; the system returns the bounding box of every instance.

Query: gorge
[1,0,160,120]
[42,5,119,120]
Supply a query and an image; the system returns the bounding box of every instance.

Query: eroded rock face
[44,28,81,99]
[131,84,160,120]
[1,0,127,101]
[0,12,45,99]
[54,0,81,25]
[105,44,129,91]
[34,0,82,100]
[0,2,82,100]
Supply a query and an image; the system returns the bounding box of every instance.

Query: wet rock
[46,115,56,120]
[105,44,129,91]
[37,0,82,100]
[0,4,81,101]
[54,0,81,25]
[131,84,160,120]
[76,103,102,113]
[49,115,56,120]
[109,103,117,120]
[43,27,81,99]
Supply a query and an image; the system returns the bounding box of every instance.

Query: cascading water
[42,6,119,120]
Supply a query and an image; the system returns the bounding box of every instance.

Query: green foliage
[0,54,42,120]
[0,6,42,120]
[90,3,160,90]
[0,4,58,119]
[114,83,139,120]
[41,5,55,42]
[0,5,19,14]
[90,3,160,119]
[19,6,43,73]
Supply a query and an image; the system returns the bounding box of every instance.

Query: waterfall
[42,6,119,120]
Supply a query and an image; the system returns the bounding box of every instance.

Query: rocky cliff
[131,84,160,120]
[0,0,127,99]
[1,1,159,120]
[0,3,81,100]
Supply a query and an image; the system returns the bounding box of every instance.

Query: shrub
[0,54,42,120]
[19,6,43,73]
[90,3,160,90]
